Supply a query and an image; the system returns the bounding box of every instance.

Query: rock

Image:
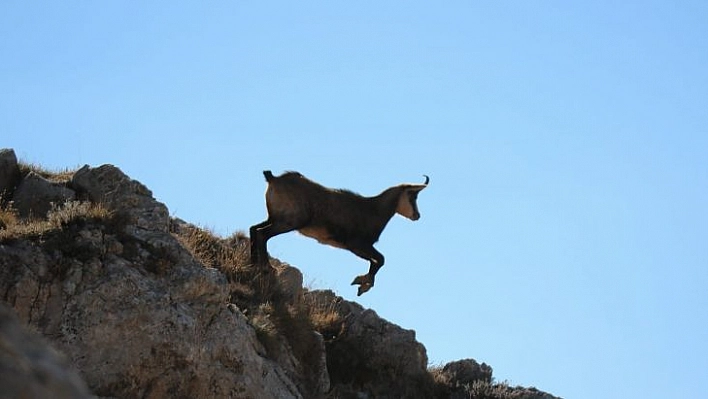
[71,164,169,232]
[440,358,493,387]
[463,382,561,399]
[12,171,76,218]
[434,359,493,399]
[274,261,304,305]
[0,154,562,399]
[306,289,434,399]
[0,148,21,202]
[0,303,92,399]
[0,224,306,398]
[433,358,562,399]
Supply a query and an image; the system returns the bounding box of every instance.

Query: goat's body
[251,171,427,295]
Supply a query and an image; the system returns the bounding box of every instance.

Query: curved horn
[423,175,429,185]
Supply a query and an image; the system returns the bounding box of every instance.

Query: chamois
[250,171,429,295]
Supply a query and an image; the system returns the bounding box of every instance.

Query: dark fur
[250,171,427,295]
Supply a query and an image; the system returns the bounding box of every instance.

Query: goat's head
[396,175,429,221]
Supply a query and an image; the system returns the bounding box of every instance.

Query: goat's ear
[406,184,427,193]
[405,175,429,192]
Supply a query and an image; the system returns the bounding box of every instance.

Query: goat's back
[265,172,385,243]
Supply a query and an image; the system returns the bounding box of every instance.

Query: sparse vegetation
[0,207,18,230]
[173,222,342,396]
[18,161,77,182]
[0,154,559,399]
[303,291,345,340]
[428,367,549,399]
[172,224,253,292]
[0,201,111,241]
[465,380,553,399]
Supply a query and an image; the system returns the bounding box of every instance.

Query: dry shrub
[0,201,110,241]
[47,200,110,226]
[173,225,250,278]
[302,292,344,340]
[0,207,18,230]
[428,374,549,399]
[173,224,268,305]
[18,161,77,182]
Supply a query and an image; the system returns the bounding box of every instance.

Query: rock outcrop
[0,149,561,399]
[0,149,20,203]
[0,302,92,399]
[305,289,435,398]
[13,172,76,218]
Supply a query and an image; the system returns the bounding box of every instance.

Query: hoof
[352,274,374,296]
[351,274,368,285]
[356,283,373,296]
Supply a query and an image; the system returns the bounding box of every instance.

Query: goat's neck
[373,185,405,218]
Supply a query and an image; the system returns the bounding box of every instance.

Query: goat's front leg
[250,218,299,268]
[350,246,385,296]
[249,220,271,266]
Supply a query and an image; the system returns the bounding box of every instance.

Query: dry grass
[173,222,342,395]
[0,207,19,230]
[0,201,111,241]
[302,292,344,340]
[308,304,342,332]
[172,224,269,306]
[18,161,77,182]
[172,225,251,281]
[466,380,528,399]
[428,370,543,399]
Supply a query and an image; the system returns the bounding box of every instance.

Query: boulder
[71,164,169,233]
[0,148,20,202]
[274,260,304,305]
[0,303,92,399]
[440,358,493,386]
[306,289,434,399]
[435,358,493,399]
[12,171,76,218]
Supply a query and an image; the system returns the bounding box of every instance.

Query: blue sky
[2,2,707,398]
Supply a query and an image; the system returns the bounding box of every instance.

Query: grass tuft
[429,370,544,399]
[172,225,251,282]
[0,207,19,231]
[18,161,77,182]
[0,201,111,241]
[302,291,344,340]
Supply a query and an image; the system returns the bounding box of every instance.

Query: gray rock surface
[0,303,92,399]
[1,163,306,399]
[306,289,435,399]
[440,358,493,387]
[71,164,169,232]
[12,171,76,218]
[0,148,20,202]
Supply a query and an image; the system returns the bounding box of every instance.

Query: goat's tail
[263,170,275,182]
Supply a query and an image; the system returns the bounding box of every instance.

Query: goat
[250,171,429,296]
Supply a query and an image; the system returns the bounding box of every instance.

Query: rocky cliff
[0,148,560,399]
